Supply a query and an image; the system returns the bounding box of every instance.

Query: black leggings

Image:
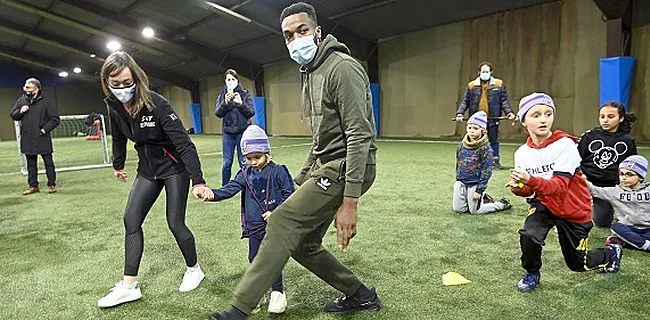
[123,172,197,276]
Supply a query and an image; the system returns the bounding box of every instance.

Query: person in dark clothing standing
[206,3,380,319]
[216,69,255,186]
[10,77,60,195]
[456,61,515,169]
[97,51,208,308]
[578,101,637,227]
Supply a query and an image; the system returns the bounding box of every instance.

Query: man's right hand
[20,105,29,113]
[455,114,464,121]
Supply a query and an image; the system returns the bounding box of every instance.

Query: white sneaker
[97,281,142,308]
[179,265,204,292]
[268,290,287,314]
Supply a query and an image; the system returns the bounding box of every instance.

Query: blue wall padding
[189,103,202,134]
[370,83,380,136]
[253,97,266,132]
[600,57,636,110]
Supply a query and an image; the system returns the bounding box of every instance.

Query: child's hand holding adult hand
[201,187,214,201]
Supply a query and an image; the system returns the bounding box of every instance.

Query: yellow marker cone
[442,272,471,286]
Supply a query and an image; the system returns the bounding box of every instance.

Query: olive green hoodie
[293,34,377,197]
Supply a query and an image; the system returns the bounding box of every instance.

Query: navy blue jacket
[215,85,255,134]
[208,162,293,237]
[456,77,513,122]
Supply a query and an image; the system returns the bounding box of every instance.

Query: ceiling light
[58,71,69,77]
[106,41,121,52]
[90,53,96,58]
[73,67,81,73]
[142,26,155,38]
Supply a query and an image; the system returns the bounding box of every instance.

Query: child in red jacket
[507,92,623,293]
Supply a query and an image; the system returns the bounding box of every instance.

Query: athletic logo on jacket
[140,115,155,128]
[588,140,627,169]
[316,177,332,191]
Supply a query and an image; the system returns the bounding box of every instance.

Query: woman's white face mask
[109,83,136,103]
[226,79,238,91]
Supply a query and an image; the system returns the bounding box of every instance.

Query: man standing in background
[456,61,515,169]
[10,77,60,195]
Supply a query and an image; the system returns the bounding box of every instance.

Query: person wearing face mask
[215,69,255,186]
[10,77,60,195]
[456,61,515,170]
[97,51,208,308]
[206,2,380,319]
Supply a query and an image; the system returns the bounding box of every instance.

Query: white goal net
[14,114,111,174]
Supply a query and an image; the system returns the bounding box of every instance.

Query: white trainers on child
[267,290,287,314]
[179,265,205,292]
[97,280,142,308]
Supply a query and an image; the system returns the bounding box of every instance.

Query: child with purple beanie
[198,125,294,314]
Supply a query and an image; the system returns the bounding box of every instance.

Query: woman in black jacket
[215,69,255,186]
[97,51,208,308]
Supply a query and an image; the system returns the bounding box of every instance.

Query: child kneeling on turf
[197,125,293,313]
[507,92,623,293]
[453,111,511,214]
[587,155,650,252]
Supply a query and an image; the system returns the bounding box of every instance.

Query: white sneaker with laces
[268,290,287,314]
[97,281,142,308]
[179,265,204,292]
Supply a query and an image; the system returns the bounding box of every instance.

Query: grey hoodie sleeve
[587,181,615,200]
[330,59,374,198]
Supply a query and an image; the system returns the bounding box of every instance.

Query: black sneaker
[500,197,512,210]
[207,312,229,320]
[206,308,247,320]
[323,288,382,314]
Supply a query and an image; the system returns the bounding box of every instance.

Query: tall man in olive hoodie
[206,2,380,319]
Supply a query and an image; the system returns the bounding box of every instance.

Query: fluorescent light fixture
[205,1,251,23]
[106,41,121,51]
[58,71,69,77]
[90,53,96,58]
[142,26,155,38]
[73,67,81,73]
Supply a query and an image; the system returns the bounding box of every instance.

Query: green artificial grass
[1,135,648,320]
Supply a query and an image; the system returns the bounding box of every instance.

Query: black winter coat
[10,94,60,155]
